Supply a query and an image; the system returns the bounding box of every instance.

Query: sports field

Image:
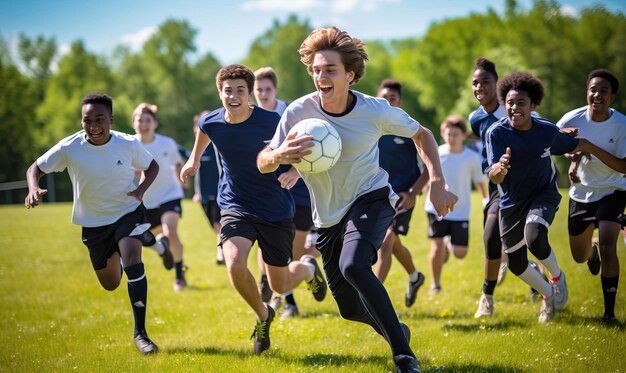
[1,192,624,372]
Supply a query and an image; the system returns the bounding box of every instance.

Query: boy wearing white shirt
[425,115,486,294]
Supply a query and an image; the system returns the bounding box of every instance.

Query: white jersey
[425,145,484,220]
[557,106,626,203]
[269,91,420,228]
[274,99,288,116]
[136,133,184,209]
[37,130,154,227]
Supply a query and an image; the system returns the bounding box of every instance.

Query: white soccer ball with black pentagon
[287,118,342,173]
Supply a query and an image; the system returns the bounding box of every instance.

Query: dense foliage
[1,1,624,201]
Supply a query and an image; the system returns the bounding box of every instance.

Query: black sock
[482,279,497,296]
[125,263,147,336]
[175,261,184,280]
[285,292,296,306]
[601,275,619,318]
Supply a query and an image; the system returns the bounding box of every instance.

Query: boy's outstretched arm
[411,126,458,217]
[576,139,626,174]
[25,162,48,209]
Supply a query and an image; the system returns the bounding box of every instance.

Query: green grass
[1,192,625,372]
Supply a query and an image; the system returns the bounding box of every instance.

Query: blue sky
[1,0,624,64]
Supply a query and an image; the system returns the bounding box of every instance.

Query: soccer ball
[287,118,342,173]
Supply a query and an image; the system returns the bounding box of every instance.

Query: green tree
[243,15,313,101]
[17,34,56,100]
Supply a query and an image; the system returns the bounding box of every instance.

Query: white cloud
[560,4,579,17]
[240,0,322,12]
[119,26,157,51]
[240,0,399,13]
[331,0,400,13]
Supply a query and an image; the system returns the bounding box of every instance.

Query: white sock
[302,261,315,282]
[518,263,552,297]
[149,238,165,255]
[409,271,419,282]
[538,250,561,280]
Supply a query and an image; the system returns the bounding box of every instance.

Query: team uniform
[378,134,422,235]
[36,129,155,347]
[197,143,222,227]
[486,116,578,280]
[557,106,626,233]
[425,145,484,245]
[269,90,418,358]
[200,106,295,267]
[137,133,185,227]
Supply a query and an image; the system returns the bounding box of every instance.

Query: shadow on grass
[440,319,527,333]
[299,353,387,366]
[555,312,625,331]
[166,346,389,367]
[423,361,529,372]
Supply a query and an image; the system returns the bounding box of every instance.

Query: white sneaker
[538,294,555,323]
[269,295,282,312]
[474,293,494,318]
[280,303,299,319]
[551,271,568,311]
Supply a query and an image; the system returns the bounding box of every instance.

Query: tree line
[1,0,624,202]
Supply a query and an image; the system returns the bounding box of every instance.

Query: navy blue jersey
[378,135,421,193]
[486,117,578,210]
[199,107,294,222]
[198,143,221,202]
[469,104,506,174]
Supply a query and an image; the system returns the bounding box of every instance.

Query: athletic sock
[284,291,296,306]
[175,261,184,280]
[518,262,552,297]
[125,263,148,336]
[408,271,419,283]
[538,249,562,280]
[148,240,166,255]
[482,279,497,296]
[601,275,619,318]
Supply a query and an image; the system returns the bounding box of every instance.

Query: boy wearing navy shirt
[487,72,626,323]
[180,64,326,355]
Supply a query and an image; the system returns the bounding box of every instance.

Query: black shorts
[219,209,295,267]
[568,190,626,236]
[293,204,314,232]
[391,207,414,236]
[426,213,469,246]
[483,182,500,225]
[499,190,560,254]
[81,205,154,270]
[201,200,221,227]
[146,199,183,228]
[317,187,395,257]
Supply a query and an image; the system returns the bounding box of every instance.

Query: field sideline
[1,191,625,372]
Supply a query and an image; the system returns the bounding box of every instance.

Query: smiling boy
[25,92,160,354]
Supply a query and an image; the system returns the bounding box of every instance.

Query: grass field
[1,192,625,372]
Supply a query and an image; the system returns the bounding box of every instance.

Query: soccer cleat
[395,354,421,373]
[134,332,158,355]
[497,262,508,285]
[529,288,541,302]
[302,255,327,302]
[602,313,617,325]
[251,306,275,355]
[280,303,299,319]
[158,236,174,270]
[173,277,187,292]
[538,294,556,323]
[587,242,601,276]
[269,295,282,312]
[405,272,425,307]
[259,274,273,303]
[430,284,441,296]
[474,293,494,318]
[551,271,568,311]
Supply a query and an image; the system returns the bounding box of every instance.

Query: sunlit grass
[1,192,624,372]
